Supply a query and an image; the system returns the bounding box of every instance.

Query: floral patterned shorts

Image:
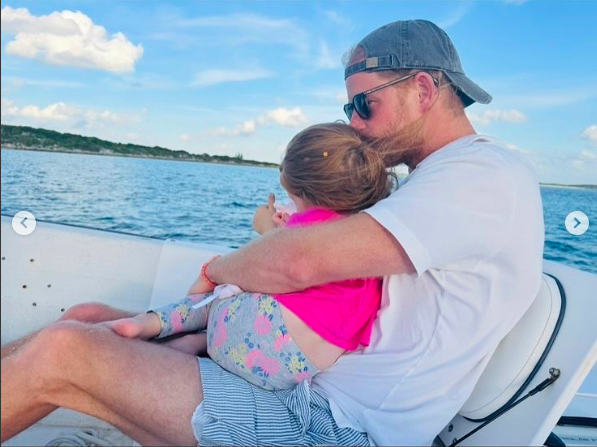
[206,292,319,390]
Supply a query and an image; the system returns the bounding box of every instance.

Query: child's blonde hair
[280,122,396,213]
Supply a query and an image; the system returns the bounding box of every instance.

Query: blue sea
[1,148,596,274]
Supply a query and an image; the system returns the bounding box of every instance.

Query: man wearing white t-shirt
[1,19,543,447]
[209,19,544,445]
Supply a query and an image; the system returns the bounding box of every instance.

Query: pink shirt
[274,208,382,351]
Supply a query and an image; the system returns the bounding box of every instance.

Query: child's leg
[206,293,320,390]
[158,332,207,356]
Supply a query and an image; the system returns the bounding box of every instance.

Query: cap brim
[443,72,492,107]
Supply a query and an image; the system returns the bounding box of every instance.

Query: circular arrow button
[565,211,589,236]
[12,211,37,236]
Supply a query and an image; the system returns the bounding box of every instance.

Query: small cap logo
[365,57,379,69]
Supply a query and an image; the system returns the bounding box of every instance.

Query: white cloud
[192,68,274,87]
[1,78,25,93]
[2,76,85,89]
[501,86,597,109]
[1,6,143,73]
[505,142,531,155]
[437,2,474,29]
[568,147,597,174]
[1,98,18,115]
[500,141,536,169]
[314,40,339,70]
[257,107,307,127]
[322,10,351,27]
[213,107,308,137]
[581,125,597,144]
[177,13,309,55]
[176,12,340,72]
[180,133,191,142]
[292,88,346,104]
[183,106,222,115]
[104,73,177,91]
[22,103,79,121]
[180,12,290,30]
[213,120,257,137]
[467,109,527,126]
[1,99,140,128]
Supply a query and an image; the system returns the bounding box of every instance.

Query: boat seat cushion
[458,274,563,420]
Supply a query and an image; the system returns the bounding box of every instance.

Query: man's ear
[414,72,436,113]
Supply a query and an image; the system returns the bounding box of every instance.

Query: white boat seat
[459,273,565,421]
[2,218,595,447]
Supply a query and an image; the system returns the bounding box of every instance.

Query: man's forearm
[205,213,414,293]
[206,229,309,294]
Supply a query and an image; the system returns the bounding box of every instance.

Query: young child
[104,122,396,390]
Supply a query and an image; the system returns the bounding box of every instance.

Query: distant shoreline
[539,183,597,191]
[0,124,280,169]
[0,146,279,170]
[2,146,596,190]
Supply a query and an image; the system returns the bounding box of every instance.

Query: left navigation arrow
[12,211,36,236]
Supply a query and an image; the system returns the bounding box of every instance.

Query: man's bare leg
[160,333,208,356]
[1,302,136,359]
[1,320,203,446]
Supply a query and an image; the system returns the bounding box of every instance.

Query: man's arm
[207,212,414,294]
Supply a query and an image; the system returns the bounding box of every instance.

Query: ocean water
[542,187,597,274]
[1,148,288,249]
[1,148,596,274]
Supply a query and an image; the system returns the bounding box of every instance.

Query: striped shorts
[191,357,370,446]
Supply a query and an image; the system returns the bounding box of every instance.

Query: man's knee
[14,321,92,386]
[30,320,116,369]
[31,321,90,358]
[14,321,114,401]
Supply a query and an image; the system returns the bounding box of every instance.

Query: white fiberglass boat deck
[1,216,596,446]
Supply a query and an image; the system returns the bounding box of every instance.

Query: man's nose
[349,112,366,131]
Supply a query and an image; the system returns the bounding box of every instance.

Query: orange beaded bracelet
[200,255,221,289]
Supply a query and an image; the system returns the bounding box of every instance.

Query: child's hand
[101,312,161,340]
[187,273,215,295]
[253,193,277,234]
[272,211,290,229]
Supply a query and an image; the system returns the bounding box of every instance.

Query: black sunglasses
[343,72,439,120]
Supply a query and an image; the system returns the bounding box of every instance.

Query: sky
[1,0,596,185]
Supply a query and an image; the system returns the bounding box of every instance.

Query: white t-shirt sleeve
[365,146,517,275]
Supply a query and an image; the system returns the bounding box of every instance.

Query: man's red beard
[359,117,426,169]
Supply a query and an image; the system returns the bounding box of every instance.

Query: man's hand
[253,193,278,234]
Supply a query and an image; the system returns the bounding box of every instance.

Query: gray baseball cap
[345,19,492,107]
